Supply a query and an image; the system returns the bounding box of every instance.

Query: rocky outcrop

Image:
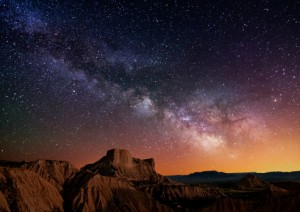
[64,170,171,212]
[82,149,172,184]
[21,160,78,191]
[263,184,289,197]
[238,174,269,189]
[0,167,64,211]
[142,184,225,201]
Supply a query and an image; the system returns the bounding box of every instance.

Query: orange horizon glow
[1,117,299,176]
[68,133,300,176]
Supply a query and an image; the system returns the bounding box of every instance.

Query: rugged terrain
[0,149,300,211]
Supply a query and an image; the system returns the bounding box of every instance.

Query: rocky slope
[238,174,269,189]
[0,167,64,211]
[22,160,78,191]
[64,170,170,212]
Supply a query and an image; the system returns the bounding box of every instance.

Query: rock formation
[238,174,269,189]
[82,149,171,184]
[0,167,64,211]
[21,159,78,191]
[64,171,170,212]
[0,149,299,211]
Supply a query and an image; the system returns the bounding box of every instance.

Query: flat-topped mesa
[106,149,132,163]
[107,149,155,170]
[82,149,170,184]
[105,149,155,167]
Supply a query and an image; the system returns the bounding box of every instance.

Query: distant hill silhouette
[169,170,300,183]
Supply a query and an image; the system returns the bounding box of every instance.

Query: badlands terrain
[0,149,300,211]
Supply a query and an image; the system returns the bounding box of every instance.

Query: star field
[0,0,300,174]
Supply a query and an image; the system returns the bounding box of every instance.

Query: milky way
[1,1,300,174]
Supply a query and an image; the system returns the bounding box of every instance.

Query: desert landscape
[1,149,299,211]
[1,1,300,211]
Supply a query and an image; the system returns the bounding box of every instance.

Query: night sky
[1,0,300,174]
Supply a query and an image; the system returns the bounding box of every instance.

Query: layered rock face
[82,149,171,184]
[22,160,78,191]
[0,159,78,192]
[0,167,64,211]
[64,171,170,212]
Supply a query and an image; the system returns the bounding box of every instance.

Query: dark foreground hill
[0,149,300,211]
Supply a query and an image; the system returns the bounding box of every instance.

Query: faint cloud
[133,96,158,117]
